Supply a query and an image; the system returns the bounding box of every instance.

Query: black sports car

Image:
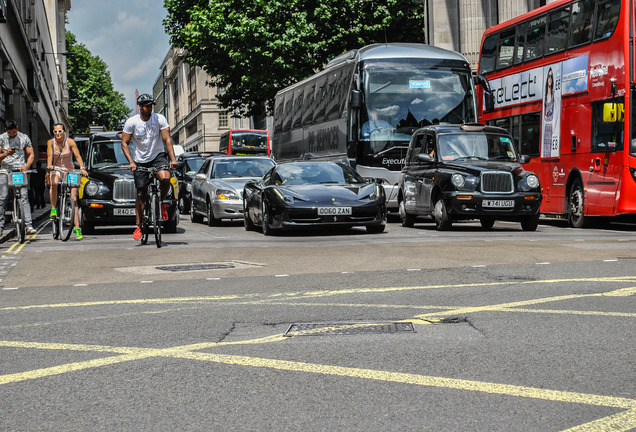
[243,161,387,235]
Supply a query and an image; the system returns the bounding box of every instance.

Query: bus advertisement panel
[272,43,478,210]
[477,0,636,227]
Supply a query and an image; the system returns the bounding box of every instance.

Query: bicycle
[49,167,82,242]
[0,168,36,243]
[135,165,171,248]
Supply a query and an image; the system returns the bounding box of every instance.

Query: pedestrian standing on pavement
[0,120,36,237]
[32,160,47,209]
[121,93,177,240]
[47,123,88,240]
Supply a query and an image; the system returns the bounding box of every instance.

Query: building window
[219,112,228,128]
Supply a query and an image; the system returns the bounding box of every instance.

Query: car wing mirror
[416,153,434,164]
[519,154,531,164]
[194,173,206,180]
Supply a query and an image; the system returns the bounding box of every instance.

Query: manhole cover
[284,322,415,336]
[155,263,235,272]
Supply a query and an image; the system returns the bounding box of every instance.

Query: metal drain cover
[155,263,235,272]
[284,322,415,336]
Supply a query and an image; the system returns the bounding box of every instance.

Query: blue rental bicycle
[1,168,36,243]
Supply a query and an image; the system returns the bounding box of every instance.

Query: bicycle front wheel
[60,192,75,241]
[152,192,162,248]
[13,195,25,243]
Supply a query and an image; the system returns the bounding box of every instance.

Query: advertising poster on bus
[541,64,562,158]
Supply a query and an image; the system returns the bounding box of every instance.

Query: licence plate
[317,207,352,216]
[114,207,136,216]
[482,199,514,208]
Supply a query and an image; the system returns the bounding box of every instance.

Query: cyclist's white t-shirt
[123,112,169,163]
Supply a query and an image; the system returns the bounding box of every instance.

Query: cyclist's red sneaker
[132,226,142,240]
[162,203,169,221]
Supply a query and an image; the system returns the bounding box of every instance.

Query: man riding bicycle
[121,94,177,240]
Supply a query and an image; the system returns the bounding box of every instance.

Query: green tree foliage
[163,0,426,117]
[65,31,130,132]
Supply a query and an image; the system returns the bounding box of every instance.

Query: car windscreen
[273,163,364,185]
[213,159,275,178]
[90,140,134,168]
[184,157,207,176]
[437,132,517,162]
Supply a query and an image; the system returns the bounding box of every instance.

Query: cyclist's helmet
[137,93,155,106]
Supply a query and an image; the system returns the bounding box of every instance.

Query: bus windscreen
[231,131,269,154]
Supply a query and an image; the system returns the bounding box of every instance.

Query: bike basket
[8,172,28,188]
[65,172,81,187]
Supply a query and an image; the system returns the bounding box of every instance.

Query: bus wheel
[568,179,589,228]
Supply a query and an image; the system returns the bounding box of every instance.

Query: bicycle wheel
[60,191,75,241]
[152,192,162,247]
[13,194,25,243]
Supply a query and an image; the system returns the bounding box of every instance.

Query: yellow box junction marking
[2,276,636,430]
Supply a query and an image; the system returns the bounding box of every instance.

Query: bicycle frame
[135,165,171,248]
[1,169,35,243]
[49,167,81,242]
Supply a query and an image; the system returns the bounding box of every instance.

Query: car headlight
[526,174,540,189]
[216,189,239,200]
[85,181,101,196]
[186,183,192,192]
[451,173,465,188]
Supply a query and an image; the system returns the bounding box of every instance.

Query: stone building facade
[0,0,72,159]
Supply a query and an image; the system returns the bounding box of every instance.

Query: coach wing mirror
[603,102,624,122]
[474,74,495,112]
[350,89,361,109]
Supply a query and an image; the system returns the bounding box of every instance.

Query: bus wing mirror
[474,74,495,112]
[350,89,361,109]
[603,102,624,122]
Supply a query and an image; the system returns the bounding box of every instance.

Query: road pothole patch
[284,322,416,337]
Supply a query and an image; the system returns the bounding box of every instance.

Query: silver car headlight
[526,174,540,189]
[451,173,465,188]
[85,181,101,196]
[216,189,239,200]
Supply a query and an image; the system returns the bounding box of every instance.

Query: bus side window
[314,75,328,123]
[569,0,594,47]
[546,7,570,54]
[520,113,541,157]
[282,92,294,132]
[325,70,341,121]
[302,84,315,126]
[274,94,285,133]
[479,34,497,74]
[292,87,304,129]
[524,16,546,61]
[592,99,624,152]
[496,29,516,69]
[514,23,526,65]
[594,0,621,40]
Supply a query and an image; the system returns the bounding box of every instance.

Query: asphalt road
[1,216,635,431]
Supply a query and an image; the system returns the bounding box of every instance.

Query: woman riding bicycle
[47,123,88,240]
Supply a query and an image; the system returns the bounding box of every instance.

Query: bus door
[585,100,624,214]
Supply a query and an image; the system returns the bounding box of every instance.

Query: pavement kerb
[0,206,50,244]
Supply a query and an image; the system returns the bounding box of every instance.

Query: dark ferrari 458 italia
[243,161,387,235]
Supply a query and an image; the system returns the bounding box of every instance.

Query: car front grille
[481,171,514,194]
[113,179,136,202]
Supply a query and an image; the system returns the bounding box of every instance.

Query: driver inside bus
[361,107,394,138]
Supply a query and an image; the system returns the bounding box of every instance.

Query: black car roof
[91,131,123,142]
[179,151,225,159]
[413,124,511,136]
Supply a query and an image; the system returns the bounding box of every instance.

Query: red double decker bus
[219,129,271,156]
[477,0,636,227]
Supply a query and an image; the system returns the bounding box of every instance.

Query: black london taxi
[398,124,542,231]
[78,131,179,233]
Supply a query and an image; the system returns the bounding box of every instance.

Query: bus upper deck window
[594,0,621,40]
[569,0,594,47]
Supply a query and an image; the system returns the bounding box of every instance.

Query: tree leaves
[163,0,426,117]
[65,31,131,132]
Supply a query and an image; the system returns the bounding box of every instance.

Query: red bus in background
[477,0,636,227]
[219,129,271,156]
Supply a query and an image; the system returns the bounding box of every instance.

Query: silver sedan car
[190,155,275,226]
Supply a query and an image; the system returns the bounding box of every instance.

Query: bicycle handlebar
[0,168,36,174]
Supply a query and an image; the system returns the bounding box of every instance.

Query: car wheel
[80,209,95,234]
[244,202,256,231]
[433,197,452,231]
[366,224,385,234]
[207,200,219,226]
[261,199,272,236]
[398,199,415,227]
[190,199,203,223]
[521,214,539,232]
[480,217,495,230]
[567,179,589,228]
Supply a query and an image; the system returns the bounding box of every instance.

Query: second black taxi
[398,124,542,231]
